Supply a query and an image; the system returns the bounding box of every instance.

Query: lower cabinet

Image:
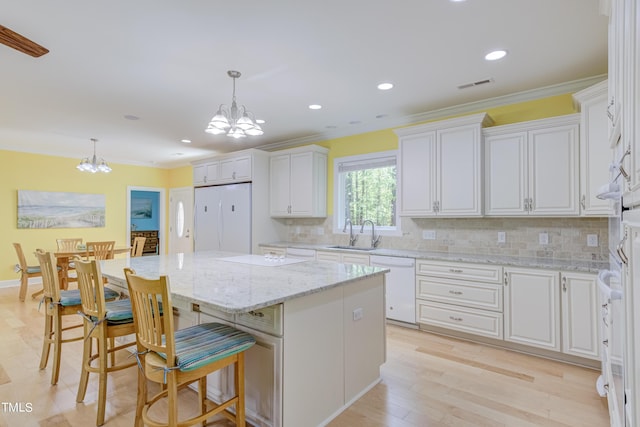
[417,261,600,362]
[561,271,600,360]
[316,250,370,265]
[504,267,561,351]
[416,260,504,339]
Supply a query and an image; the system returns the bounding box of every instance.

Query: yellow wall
[1,92,578,282]
[1,150,173,281]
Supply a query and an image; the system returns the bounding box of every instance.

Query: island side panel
[283,286,345,427]
[343,274,386,403]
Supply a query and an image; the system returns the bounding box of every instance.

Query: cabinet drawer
[417,300,503,339]
[342,253,370,266]
[236,304,283,337]
[417,276,503,312]
[192,302,235,323]
[316,251,341,263]
[416,260,502,283]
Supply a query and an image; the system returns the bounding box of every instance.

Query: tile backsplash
[277,216,609,262]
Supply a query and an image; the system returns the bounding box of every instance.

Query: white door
[169,187,193,254]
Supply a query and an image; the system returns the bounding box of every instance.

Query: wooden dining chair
[83,241,115,261]
[131,236,146,257]
[36,250,119,385]
[124,268,256,427]
[56,238,83,251]
[75,258,136,426]
[56,238,83,285]
[13,243,42,301]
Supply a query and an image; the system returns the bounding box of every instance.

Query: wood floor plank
[0,285,610,427]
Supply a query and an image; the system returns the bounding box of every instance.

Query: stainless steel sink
[328,245,376,251]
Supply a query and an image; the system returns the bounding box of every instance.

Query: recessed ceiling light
[181,139,191,144]
[349,120,361,125]
[309,104,322,110]
[376,114,388,119]
[124,114,140,121]
[485,50,507,61]
[450,0,467,2]
[377,82,394,91]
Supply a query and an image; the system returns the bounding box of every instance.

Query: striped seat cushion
[159,323,255,372]
[59,287,120,307]
[103,298,134,324]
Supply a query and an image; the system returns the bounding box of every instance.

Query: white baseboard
[0,278,42,289]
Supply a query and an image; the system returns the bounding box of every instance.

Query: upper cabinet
[484,115,580,216]
[573,80,615,217]
[395,113,493,217]
[270,145,328,218]
[192,150,258,187]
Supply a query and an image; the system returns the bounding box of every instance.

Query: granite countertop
[260,242,608,273]
[99,251,387,314]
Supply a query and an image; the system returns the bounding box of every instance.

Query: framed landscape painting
[17,190,106,229]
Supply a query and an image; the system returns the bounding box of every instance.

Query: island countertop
[99,251,388,314]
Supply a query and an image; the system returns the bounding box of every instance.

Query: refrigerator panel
[194,186,217,251]
[219,183,251,253]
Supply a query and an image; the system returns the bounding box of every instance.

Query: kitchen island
[100,251,388,427]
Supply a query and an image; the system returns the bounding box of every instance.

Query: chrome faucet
[360,219,382,248]
[343,218,358,246]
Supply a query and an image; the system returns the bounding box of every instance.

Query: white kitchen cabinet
[316,250,369,266]
[395,113,492,217]
[561,271,600,360]
[192,149,261,187]
[270,145,328,218]
[261,246,287,257]
[504,267,561,351]
[415,259,503,339]
[193,160,219,186]
[219,154,251,182]
[573,80,615,216]
[172,297,198,331]
[484,114,580,216]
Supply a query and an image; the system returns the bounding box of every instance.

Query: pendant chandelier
[205,70,264,139]
[76,138,112,173]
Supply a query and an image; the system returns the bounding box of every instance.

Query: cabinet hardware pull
[604,383,609,392]
[449,316,463,322]
[504,272,508,286]
[603,339,609,347]
[607,98,615,122]
[617,233,629,265]
[562,276,567,292]
[248,310,265,318]
[529,198,534,211]
[448,290,463,295]
[172,307,180,316]
[449,268,463,273]
[580,195,586,209]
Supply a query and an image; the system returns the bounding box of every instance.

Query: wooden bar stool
[124,268,256,427]
[13,243,42,301]
[35,250,119,385]
[75,258,136,426]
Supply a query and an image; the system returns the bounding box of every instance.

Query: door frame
[127,186,166,254]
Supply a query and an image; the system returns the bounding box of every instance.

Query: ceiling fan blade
[0,25,49,57]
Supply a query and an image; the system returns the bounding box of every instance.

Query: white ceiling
[0,0,608,169]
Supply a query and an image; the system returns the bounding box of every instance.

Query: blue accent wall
[131,190,159,231]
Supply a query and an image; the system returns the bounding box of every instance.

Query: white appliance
[370,255,415,324]
[194,183,251,253]
[596,140,627,426]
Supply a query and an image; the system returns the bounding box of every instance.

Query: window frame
[332,150,402,237]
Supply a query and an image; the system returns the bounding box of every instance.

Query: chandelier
[205,70,264,139]
[76,138,112,173]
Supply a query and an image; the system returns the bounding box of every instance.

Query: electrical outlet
[587,234,599,247]
[539,232,549,245]
[497,231,506,243]
[353,307,363,321]
[422,230,436,240]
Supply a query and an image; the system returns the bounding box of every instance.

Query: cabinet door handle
[449,316,463,322]
[248,310,265,318]
[529,198,534,211]
[580,195,586,209]
[562,276,567,292]
[607,97,614,122]
[449,268,463,273]
[448,290,463,295]
[524,198,529,212]
[504,272,508,286]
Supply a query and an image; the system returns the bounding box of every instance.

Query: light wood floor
[0,285,610,427]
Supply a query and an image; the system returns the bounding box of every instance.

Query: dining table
[53,246,130,289]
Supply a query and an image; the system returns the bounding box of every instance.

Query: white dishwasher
[370,255,415,324]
